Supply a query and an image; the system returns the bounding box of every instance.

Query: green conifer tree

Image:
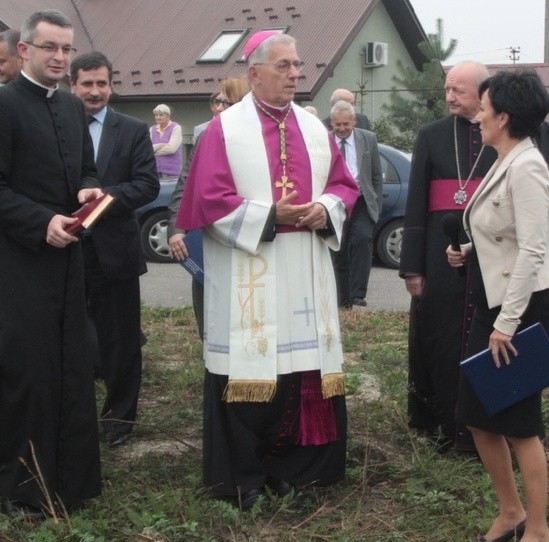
[379,19,457,151]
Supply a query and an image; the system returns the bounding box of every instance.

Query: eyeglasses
[213,98,233,108]
[253,60,303,73]
[24,42,77,55]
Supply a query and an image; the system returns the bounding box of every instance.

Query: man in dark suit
[323,88,371,131]
[70,52,159,447]
[330,100,383,308]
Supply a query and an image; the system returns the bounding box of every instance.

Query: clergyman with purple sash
[399,61,497,452]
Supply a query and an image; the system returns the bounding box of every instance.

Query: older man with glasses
[176,31,358,510]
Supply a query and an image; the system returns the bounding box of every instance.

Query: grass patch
[1,306,547,541]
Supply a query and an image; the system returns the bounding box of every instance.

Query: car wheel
[141,211,172,263]
[376,218,404,269]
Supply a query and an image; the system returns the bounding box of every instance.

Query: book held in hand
[65,193,115,235]
[179,229,204,284]
[460,322,549,416]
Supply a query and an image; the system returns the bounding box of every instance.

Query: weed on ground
[1,306,547,541]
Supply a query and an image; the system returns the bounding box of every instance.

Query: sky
[410,0,545,65]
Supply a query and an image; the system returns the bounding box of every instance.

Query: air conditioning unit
[365,42,388,67]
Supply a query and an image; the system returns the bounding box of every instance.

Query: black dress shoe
[476,519,527,542]
[352,297,367,307]
[104,431,131,447]
[266,477,294,497]
[1,500,45,519]
[238,488,263,510]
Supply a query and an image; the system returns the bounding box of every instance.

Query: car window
[380,154,400,185]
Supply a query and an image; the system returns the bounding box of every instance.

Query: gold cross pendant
[275,175,295,197]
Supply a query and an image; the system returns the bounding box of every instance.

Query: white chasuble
[203,93,346,401]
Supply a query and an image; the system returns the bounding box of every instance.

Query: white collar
[335,130,355,147]
[21,70,59,97]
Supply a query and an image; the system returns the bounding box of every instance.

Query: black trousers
[331,197,375,307]
[83,238,142,435]
[202,370,347,497]
[191,277,204,340]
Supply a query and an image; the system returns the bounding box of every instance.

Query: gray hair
[153,104,171,115]
[247,34,296,66]
[330,88,356,106]
[330,100,356,118]
[0,29,20,57]
[21,10,72,43]
[447,61,490,88]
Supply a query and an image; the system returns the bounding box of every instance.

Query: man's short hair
[330,89,356,107]
[0,29,20,57]
[330,100,356,118]
[70,51,113,83]
[21,9,72,43]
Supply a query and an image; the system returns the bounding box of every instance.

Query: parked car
[374,143,411,269]
[135,177,177,263]
[136,143,411,268]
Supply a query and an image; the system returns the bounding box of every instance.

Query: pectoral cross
[275,175,294,197]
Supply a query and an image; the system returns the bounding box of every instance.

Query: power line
[509,46,521,63]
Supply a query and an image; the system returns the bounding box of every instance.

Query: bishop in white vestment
[177,31,359,508]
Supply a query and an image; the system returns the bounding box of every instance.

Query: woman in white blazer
[447,71,549,542]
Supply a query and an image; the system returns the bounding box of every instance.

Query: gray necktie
[340,138,346,161]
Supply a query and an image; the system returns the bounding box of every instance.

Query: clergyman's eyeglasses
[24,42,77,55]
[253,60,303,73]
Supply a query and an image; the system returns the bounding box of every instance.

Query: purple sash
[428,178,482,212]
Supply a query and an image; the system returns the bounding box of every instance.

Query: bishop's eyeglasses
[253,60,303,73]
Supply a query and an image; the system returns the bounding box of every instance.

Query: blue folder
[179,229,204,285]
[460,322,549,416]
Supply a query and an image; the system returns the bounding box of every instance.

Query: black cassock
[399,115,497,449]
[0,76,101,509]
[203,370,347,498]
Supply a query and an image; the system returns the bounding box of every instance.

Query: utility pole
[509,46,521,63]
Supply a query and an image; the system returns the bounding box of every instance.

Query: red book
[65,193,115,235]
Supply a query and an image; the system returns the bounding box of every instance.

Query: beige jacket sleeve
[466,140,549,336]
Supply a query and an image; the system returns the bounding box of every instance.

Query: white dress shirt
[335,131,358,180]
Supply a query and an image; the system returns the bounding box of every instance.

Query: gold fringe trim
[321,373,345,399]
[223,380,277,403]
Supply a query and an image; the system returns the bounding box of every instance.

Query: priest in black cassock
[399,61,497,451]
[0,10,102,516]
